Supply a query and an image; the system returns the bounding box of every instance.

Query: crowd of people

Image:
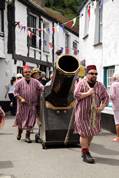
[0,63,119,164]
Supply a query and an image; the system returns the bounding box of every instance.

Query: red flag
[66,20,73,28]
[74,48,78,55]
[88,5,90,18]
[66,48,70,54]
[49,42,53,48]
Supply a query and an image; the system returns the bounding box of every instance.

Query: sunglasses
[88,72,98,76]
[17,77,22,79]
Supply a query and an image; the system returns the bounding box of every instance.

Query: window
[73,41,78,55]
[28,14,37,48]
[0,0,5,34]
[17,66,23,74]
[83,4,90,38]
[43,21,50,53]
[39,19,42,50]
[104,66,115,108]
[0,10,4,34]
[104,66,115,91]
[28,14,42,49]
[65,33,70,54]
[94,0,103,45]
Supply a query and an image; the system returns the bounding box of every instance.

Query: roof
[31,0,45,7]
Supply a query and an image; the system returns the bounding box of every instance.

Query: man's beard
[90,78,96,84]
[25,75,31,80]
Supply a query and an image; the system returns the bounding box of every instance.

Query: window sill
[83,34,88,40]
[93,42,102,47]
[29,46,41,52]
[43,50,50,54]
[0,32,4,37]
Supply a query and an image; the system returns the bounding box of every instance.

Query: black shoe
[25,138,32,143]
[82,152,95,164]
[25,131,32,143]
[35,134,42,143]
[17,129,22,140]
[17,135,21,140]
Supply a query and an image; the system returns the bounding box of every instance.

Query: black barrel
[45,55,79,107]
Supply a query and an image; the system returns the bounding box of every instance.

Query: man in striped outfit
[74,65,109,163]
[14,65,44,143]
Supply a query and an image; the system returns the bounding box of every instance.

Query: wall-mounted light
[6,0,13,5]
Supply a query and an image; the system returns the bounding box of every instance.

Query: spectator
[45,73,53,87]
[16,73,23,81]
[5,76,16,115]
[110,72,119,142]
[0,106,5,128]
[40,71,47,85]
[31,67,42,143]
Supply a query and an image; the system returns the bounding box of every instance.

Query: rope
[84,80,97,128]
[90,93,97,128]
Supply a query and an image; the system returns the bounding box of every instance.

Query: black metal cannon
[40,55,80,149]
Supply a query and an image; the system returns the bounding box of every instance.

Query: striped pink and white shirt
[14,78,44,129]
[110,80,119,111]
[74,79,109,137]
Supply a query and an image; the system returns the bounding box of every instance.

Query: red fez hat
[23,65,31,71]
[86,65,97,73]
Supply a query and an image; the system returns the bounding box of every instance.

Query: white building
[79,0,119,132]
[0,0,79,110]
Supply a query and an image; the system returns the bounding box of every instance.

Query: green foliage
[45,0,84,16]
[64,0,79,7]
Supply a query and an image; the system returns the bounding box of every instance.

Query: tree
[45,0,85,17]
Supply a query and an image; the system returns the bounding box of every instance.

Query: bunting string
[15,15,78,34]
[15,16,79,54]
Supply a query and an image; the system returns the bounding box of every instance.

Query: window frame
[0,9,4,35]
[72,40,78,55]
[28,13,37,48]
[27,13,41,49]
[43,20,50,53]
[65,32,70,54]
[83,4,90,39]
[104,66,115,91]
[94,0,103,46]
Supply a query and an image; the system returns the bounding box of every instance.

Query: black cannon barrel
[45,55,80,107]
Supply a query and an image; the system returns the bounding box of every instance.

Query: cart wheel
[42,142,47,149]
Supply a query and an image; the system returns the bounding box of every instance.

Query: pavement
[0,115,119,178]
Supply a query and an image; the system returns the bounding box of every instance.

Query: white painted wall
[15,0,28,56]
[79,0,119,82]
[103,0,119,66]
[0,2,16,101]
[79,1,103,81]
